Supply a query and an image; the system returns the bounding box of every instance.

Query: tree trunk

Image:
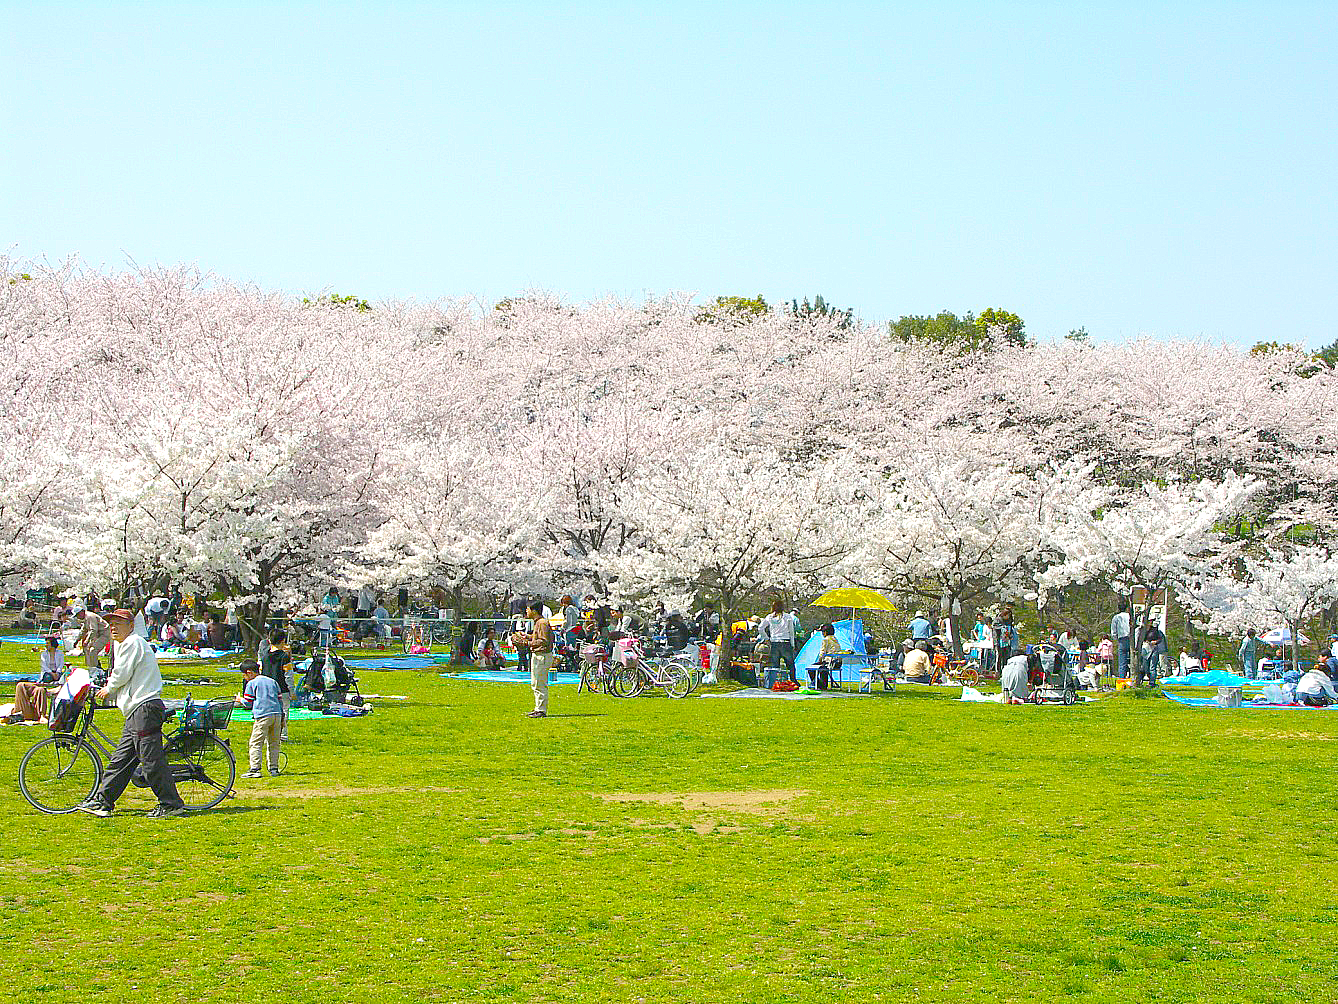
[716,594,736,683]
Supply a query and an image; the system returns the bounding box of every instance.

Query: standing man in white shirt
[1110,599,1132,680]
[76,609,186,818]
[759,599,799,687]
[355,584,376,639]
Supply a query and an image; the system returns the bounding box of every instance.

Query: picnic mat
[701,687,871,700]
[1163,692,1338,711]
[1160,670,1280,687]
[439,670,582,685]
[231,707,341,723]
[348,655,450,670]
[0,635,50,646]
[157,647,241,661]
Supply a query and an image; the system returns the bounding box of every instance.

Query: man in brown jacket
[517,600,554,718]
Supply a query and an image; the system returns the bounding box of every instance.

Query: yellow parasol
[811,586,897,614]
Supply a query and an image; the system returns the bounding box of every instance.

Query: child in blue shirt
[239,659,283,778]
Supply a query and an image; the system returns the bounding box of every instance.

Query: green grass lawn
[1,639,1336,1003]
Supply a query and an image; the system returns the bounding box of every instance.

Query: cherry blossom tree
[1039,473,1264,673]
[610,445,853,669]
[843,437,1103,655]
[1185,546,1338,672]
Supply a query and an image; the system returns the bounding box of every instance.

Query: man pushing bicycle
[75,608,187,818]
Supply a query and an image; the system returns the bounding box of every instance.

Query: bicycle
[19,694,236,814]
[577,642,616,694]
[611,655,693,699]
[401,619,429,654]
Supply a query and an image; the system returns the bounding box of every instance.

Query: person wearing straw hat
[75,608,186,818]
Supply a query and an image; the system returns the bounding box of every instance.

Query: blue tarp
[439,670,581,685]
[794,618,869,685]
[346,655,450,670]
[1,635,49,646]
[1163,692,1337,711]
[1160,670,1280,688]
[0,673,39,683]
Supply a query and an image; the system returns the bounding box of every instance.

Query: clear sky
[3,2,1336,346]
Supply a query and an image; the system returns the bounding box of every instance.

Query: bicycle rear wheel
[663,663,693,699]
[167,733,236,810]
[19,736,103,814]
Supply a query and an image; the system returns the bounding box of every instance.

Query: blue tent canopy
[795,617,871,685]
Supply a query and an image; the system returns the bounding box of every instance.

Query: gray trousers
[95,699,185,809]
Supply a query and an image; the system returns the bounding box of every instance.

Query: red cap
[106,608,135,622]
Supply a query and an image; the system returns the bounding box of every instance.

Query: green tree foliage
[976,307,1026,348]
[1251,340,1325,377]
[302,293,371,312]
[1065,326,1091,344]
[788,295,853,330]
[1314,337,1338,369]
[888,307,1027,353]
[693,294,769,325]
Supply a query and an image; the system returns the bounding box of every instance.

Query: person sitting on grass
[1074,639,1100,690]
[1296,665,1338,707]
[238,659,283,778]
[1177,645,1209,677]
[902,640,933,684]
[38,635,65,684]
[477,628,504,670]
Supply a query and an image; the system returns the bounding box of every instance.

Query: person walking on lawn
[238,659,283,777]
[75,606,113,672]
[517,601,554,718]
[77,608,186,818]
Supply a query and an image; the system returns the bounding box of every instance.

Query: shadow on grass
[197,804,281,815]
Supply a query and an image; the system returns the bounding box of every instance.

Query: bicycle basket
[184,699,235,731]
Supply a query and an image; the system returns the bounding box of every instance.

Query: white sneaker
[242,770,262,779]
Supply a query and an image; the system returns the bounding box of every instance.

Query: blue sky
[4,2,1336,346]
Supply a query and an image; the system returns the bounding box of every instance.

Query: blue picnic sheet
[1160,670,1280,687]
[439,670,581,685]
[347,655,449,670]
[1163,692,1338,711]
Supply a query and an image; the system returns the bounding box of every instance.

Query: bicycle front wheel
[611,664,645,698]
[167,733,236,810]
[19,736,103,814]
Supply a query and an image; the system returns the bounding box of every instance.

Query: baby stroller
[1030,644,1077,705]
[303,648,364,708]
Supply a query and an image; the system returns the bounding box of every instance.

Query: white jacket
[105,633,164,715]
